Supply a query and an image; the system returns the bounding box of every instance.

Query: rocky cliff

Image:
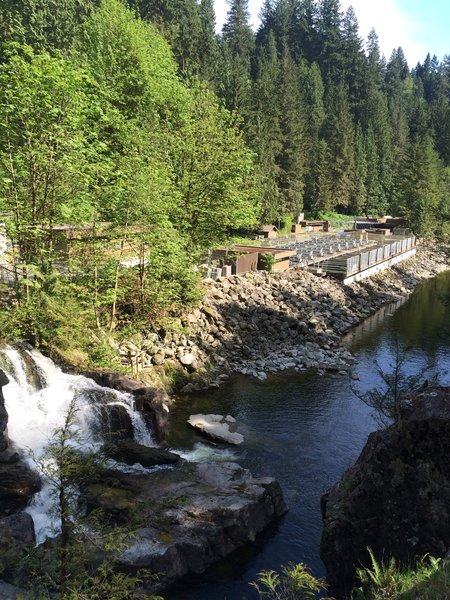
[0,370,8,453]
[321,386,450,597]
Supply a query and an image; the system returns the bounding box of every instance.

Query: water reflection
[166,271,450,600]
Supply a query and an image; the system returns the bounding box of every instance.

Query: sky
[214,0,450,67]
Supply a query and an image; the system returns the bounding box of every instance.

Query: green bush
[250,562,332,599]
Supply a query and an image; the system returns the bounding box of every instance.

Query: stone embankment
[118,244,448,392]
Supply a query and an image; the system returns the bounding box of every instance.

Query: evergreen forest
[0,0,449,360]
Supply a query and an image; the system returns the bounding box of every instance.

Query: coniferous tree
[277,48,307,216]
[249,32,283,222]
[198,0,220,84]
[350,124,367,214]
[315,0,343,81]
[364,124,382,216]
[321,82,355,210]
[366,28,384,91]
[399,133,443,235]
[341,6,367,118]
[221,0,255,117]
[312,139,333,212]
[255,0,277,54]
[290,0,318,64]
[300,61,325,211]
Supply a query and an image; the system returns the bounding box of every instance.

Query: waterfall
[0,345,156,543]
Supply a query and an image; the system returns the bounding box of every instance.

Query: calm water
[166,271,450,600]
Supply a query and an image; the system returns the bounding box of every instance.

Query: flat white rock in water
[187,414,244,445]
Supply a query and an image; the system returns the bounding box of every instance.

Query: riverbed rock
[0,512,35,546]
[102,439,180,467]
[0,370,9,453]
[85,370,173,440]
[187,414,244,445]
[321,386,450,597]
[0,462,41,516]
[89,461,287,593]
[0,581,27,599]
[127,246,447,392]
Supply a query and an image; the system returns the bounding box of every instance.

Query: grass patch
[353,550,450,600]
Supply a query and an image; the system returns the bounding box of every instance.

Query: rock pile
[117,246,448,391]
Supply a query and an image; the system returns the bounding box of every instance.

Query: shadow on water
[165,271,450,600]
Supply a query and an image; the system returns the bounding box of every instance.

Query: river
[165,270,450,599]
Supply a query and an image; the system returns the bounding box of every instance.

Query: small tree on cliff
[21,398,163,599]
[351,338,433,427]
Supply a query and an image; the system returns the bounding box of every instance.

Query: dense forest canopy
[0,0,448,357]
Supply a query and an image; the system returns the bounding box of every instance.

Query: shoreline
[119,242,449,394]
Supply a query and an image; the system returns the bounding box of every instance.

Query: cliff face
[321,386,450,597]
[0,369,9,452]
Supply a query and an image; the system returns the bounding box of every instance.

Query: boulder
[104,461,288,593]
[321,386,450,597]
[85,370,173,440]
[102,439,180,468]
[97,404,133,440]
[0,512,35,546]
[0,463,41,515]
[0,581,27,599]
[187,414,244,445]
[0,370,9,452]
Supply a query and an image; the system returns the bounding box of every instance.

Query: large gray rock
[85,370,173,440]
[188,414,244,445]
[102,461,287,593]
[0,370,9,453]
[0,463,41,515]
[321,386,450,597]
[0,512,35,546]
[102,439,180,467]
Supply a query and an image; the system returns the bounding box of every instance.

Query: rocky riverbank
[321,385,450,598]
[118,244,448,392]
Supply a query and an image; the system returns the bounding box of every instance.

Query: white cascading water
[0,346,156,544]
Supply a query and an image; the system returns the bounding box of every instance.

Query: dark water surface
[166,271,450,600]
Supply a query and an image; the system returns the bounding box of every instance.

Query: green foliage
[172,81,260,249]
[2,0,449,366]
[80,0,187,122]
[314,211,355,229]
[0,45,107,270]
[88,341,122,370]
[250,562,332,600]
[0,0,97,54]
[353,549,449,600]
[260,253,276,272]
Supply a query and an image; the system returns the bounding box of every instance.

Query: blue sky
[214,0,450,66]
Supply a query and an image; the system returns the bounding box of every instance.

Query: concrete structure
[308,234,416,284]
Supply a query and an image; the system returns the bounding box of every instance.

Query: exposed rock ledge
[84,461,287,593]
[321,386,450,598]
